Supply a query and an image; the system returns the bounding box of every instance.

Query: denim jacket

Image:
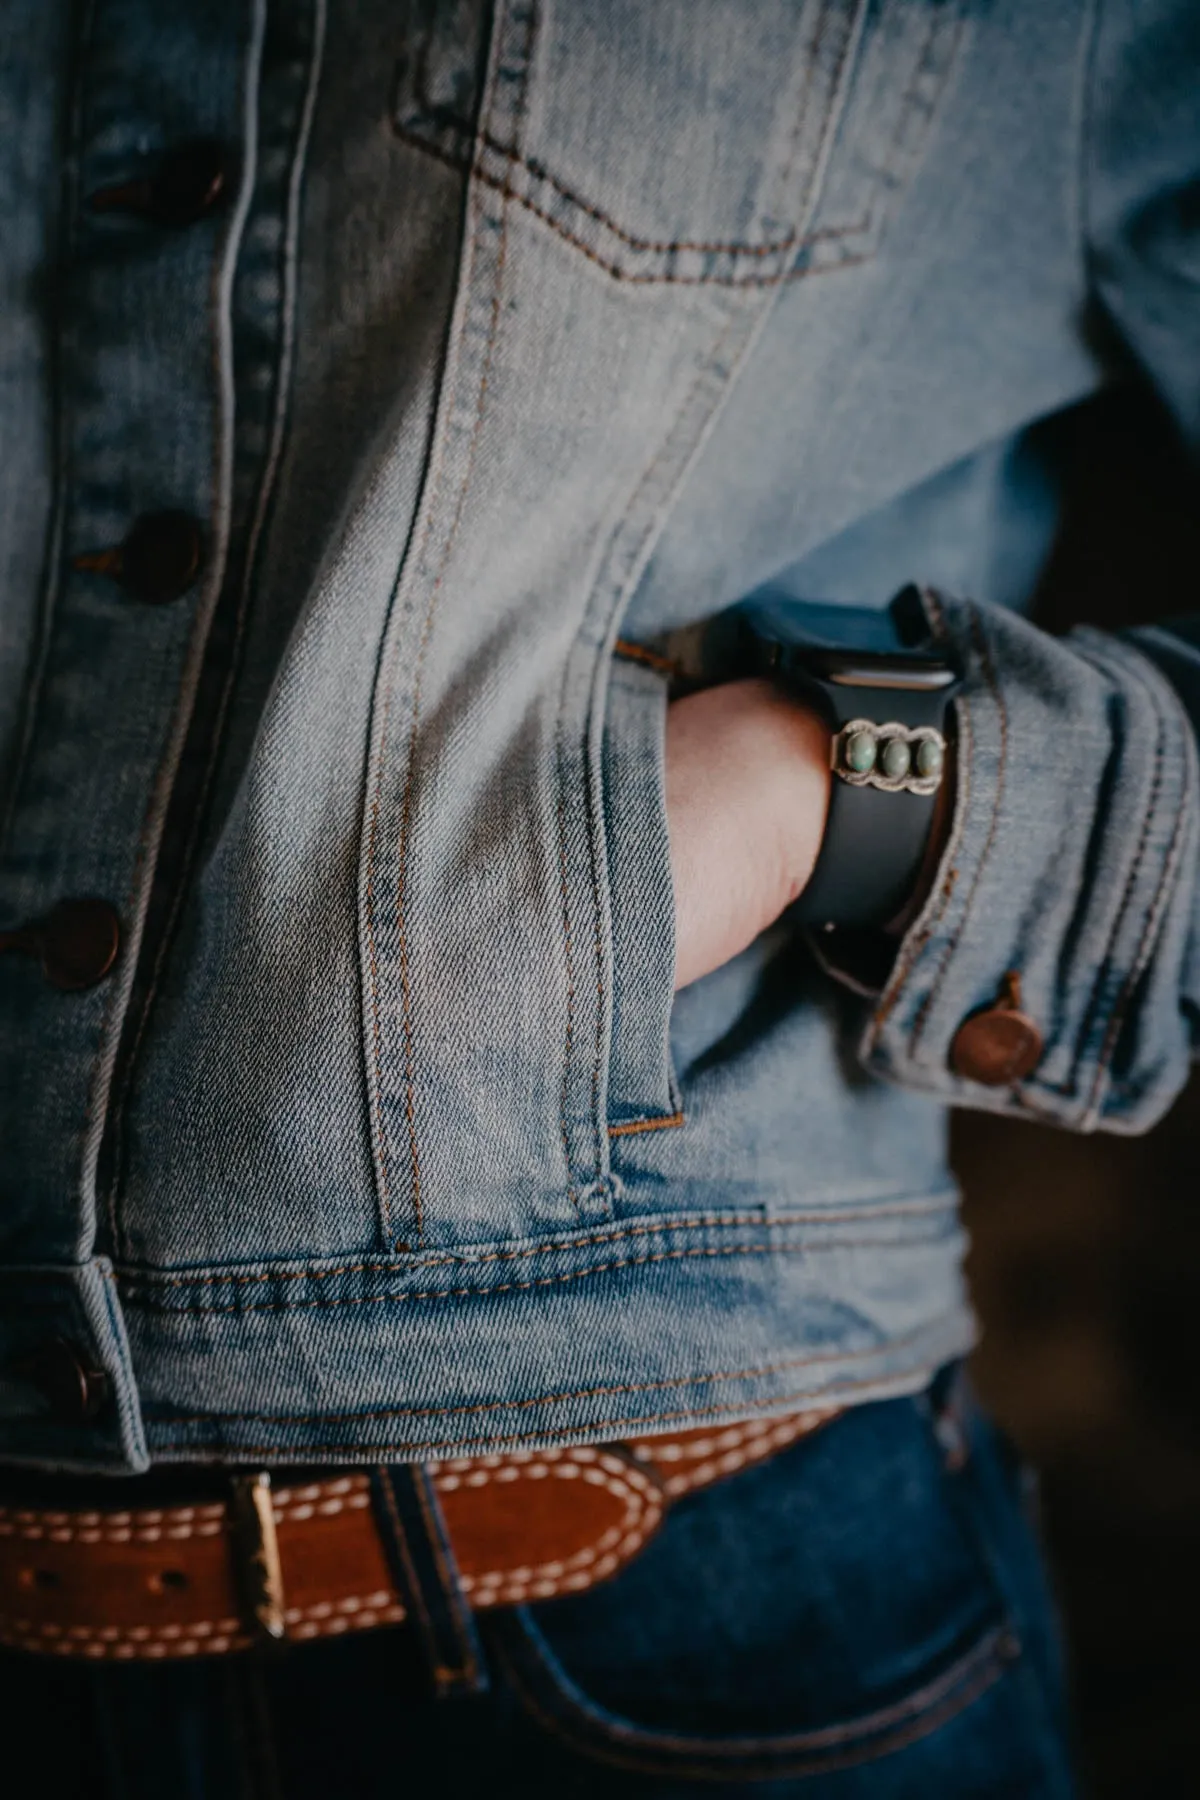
[2,0,1198,1474]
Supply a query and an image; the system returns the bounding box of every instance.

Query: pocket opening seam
[497,1614,1012,1780]
[599,655,680,1134]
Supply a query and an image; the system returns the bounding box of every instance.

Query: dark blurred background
[955,381,1200,1799]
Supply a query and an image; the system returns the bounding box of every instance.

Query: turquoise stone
[844,728,876,774]
[880,736,911,781]
[916,736,944,779]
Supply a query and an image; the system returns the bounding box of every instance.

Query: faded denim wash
[1,0,1199,1474]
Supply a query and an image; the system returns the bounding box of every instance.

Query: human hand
[664,679,831,990]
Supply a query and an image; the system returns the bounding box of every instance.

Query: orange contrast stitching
[394,127,871,288]
[576,294,752,1183]
[117,1195,954,1290]
[392,113,870,260]
[123,1234,959,1317]
[561,281,745,1199]
[611,639,676,676]
[767,0,842,231]
[148,1363,947,1458]
[146,1328,955,1435]
[607,1111,685,1138]
[391,0,965,291]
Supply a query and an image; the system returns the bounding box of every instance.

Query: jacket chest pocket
[394,0,967,291]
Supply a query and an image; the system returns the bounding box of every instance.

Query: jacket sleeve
[859,0,1200,1133]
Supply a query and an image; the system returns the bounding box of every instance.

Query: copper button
[13,1340,109,1425]
[950,992,1043,1086]
[0,898,121,991]
[89,137,229,228]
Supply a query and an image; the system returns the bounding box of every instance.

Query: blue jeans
[8,1379,1075,1798]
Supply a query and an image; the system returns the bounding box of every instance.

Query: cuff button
[950,972,1043,1086]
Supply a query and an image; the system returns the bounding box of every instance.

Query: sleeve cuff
[857,591,1200,1131]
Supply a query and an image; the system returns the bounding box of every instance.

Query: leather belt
[0,1410,832,1661]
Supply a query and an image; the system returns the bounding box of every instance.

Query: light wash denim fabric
[0,0,1198,1474]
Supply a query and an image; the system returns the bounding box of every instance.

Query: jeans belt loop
[230,1472,286,1644]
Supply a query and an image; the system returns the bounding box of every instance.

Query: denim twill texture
[7,1388,1078,1797]
[1,0,1199,1473]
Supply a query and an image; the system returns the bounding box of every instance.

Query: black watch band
[735,585,960,930]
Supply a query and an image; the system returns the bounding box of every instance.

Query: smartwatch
[731,584,960,929]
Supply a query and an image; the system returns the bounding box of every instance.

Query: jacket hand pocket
[601,648,681,1137]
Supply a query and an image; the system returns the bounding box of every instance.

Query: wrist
[732,587,961,931]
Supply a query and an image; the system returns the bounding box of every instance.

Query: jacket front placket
[0,0,287,1473]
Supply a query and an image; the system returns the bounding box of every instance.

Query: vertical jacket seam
[554,681,583,1210]
[368,0,530,1244]
[768,0,841,221]
[579,304,746,1176]
[581,2,869,1157]
[102,0,319,1261]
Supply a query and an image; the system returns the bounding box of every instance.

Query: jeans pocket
[490,1394,1068,1789]
[601,649,680,1135]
